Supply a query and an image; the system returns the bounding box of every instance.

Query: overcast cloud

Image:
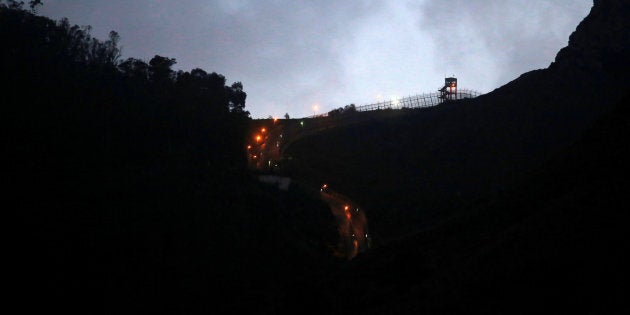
[40,0,592,118]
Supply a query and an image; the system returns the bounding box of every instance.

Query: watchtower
[439,77,457,101]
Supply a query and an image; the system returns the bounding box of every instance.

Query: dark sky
[40,1,592,118]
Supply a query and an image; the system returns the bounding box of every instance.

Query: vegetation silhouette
[5,0,628,314]
[327,103,357,117]
[4,2,338,314]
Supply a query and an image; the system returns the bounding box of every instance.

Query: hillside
[5,0,628,313]
[3,5,339,314]
[285,0,629,244]
[281,91,629,313]
[278,0,629,313]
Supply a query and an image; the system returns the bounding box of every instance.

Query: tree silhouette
[28,0,40,12]
[228,81,247,114]
[118,58,149,80]
[2,4,349,315]
[149,55,176,84]
[328,104,357,117]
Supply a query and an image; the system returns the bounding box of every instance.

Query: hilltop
[279,0,629,313]
[284,0,628,244]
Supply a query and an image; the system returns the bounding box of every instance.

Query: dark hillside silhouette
[4,0,628,313]
[3,3,338,313]
[283,91,630,314]
[285,0,629,244]
[278,0,629,313]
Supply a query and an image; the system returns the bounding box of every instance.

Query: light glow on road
[318,185,369,260]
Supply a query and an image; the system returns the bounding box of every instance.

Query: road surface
[320,187,370,260]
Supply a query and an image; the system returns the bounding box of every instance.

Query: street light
[321,184,328,192]
[312,104,319,116]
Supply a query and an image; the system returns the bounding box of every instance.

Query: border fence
[312,89,482,118]
[356,89,481,112]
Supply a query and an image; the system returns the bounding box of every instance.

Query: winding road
[248,120,371,260]
[320,185,370,260]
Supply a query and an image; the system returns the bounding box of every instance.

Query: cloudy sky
[39,0,592,118]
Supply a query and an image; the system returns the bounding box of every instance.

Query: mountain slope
[281,90,629,314]
[278,0,629,312]
[284,0,629,243]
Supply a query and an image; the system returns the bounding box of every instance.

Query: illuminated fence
[355,89,482,113]
[308,89,483,118]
